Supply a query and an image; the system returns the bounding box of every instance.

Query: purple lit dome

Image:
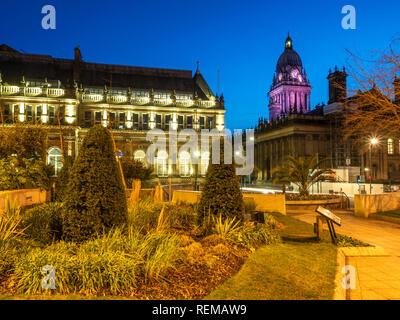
[276,35,303,74]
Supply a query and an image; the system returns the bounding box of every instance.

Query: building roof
[0,45,214,100]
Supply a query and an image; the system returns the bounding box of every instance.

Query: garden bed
[0,201,280,299]
[285,194,343,211]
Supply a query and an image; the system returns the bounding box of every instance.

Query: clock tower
[268,35,311,120]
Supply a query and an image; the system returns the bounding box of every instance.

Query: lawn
[205,213,338,300]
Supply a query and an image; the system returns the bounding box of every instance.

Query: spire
[285,33,293,49]
[196,61,200,74]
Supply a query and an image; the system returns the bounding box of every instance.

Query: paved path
[288,211,400,300]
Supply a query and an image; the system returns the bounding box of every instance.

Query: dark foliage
[54,156,74,202]
[0,123,47,161]
[198,138,244,223]
[120,157,152,187]
[22,202,64,245]
[63,125,127,242]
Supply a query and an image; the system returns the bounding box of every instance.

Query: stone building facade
[0,44,225,182]
[255,37,400,184]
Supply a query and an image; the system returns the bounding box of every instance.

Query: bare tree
[342,38,400,142]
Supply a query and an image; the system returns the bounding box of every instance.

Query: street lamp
[369,138,379,194]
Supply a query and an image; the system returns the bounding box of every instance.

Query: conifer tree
[63,125,127,242]
[198,137,244,222]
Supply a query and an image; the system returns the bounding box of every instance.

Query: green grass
[205,213,338,300]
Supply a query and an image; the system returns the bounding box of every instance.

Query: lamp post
[369,138,379,194]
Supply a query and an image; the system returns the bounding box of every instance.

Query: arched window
[388,139,394,155]
[134,150,146,163]
[47,147,63,176]
[156,150,168,177]
[179,151,191,177]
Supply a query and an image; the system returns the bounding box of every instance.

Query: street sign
[315,206,341,244]
[316,206,341,226]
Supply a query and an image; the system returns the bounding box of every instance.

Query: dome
[276,35,303,74]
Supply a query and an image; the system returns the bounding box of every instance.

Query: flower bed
[285,194,343,211]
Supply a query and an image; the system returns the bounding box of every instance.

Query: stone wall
[171,190,286,215]
[0,189,49,211]
[354,192,400,218]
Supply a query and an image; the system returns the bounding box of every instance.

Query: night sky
[1,0,399,130]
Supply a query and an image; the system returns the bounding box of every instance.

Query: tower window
[388,139,394,155]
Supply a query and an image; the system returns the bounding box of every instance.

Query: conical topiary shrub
[55,156,73,202]
[63,125,127,242]
[198,138,244,223]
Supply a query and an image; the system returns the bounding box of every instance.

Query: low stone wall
[286,198,342,212]
[354,192,400,218]
[171,190,286,215]
[243,193,286,215]
[0,189,48,211]
[172,190,201,204]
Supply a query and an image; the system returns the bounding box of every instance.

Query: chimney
[327,66,348,104]
[73,46,82,82]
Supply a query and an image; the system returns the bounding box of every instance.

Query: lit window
[156,151,168,177]
[200,152,210,176]
[134,150,146,164]
[388,139,394,155]
[48,148,63,176]
[179,151,191,177]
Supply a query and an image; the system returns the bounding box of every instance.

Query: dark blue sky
[1,0,399,130]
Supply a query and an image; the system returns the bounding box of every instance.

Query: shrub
[198,138,244,223]
[121,157,152,187]
[0,157,53,191]
[127,201,198,233]
[164,204,197,230]
[0,196,25,246]
[336,235,371,247]
[0,123,47,161]
[263,214,279,230]
[63,125,127,242]
[212,215,241,239]
[243,198,257,213]
[0,243,16,277]
[127,199,163,233]
[22,203,64,245]
[54,156,73,202]
[12,228,181,295]
[229,224,281,249]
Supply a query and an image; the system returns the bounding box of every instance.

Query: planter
[286,198,342,212]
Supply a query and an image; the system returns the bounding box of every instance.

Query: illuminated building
[0,44,225,181]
